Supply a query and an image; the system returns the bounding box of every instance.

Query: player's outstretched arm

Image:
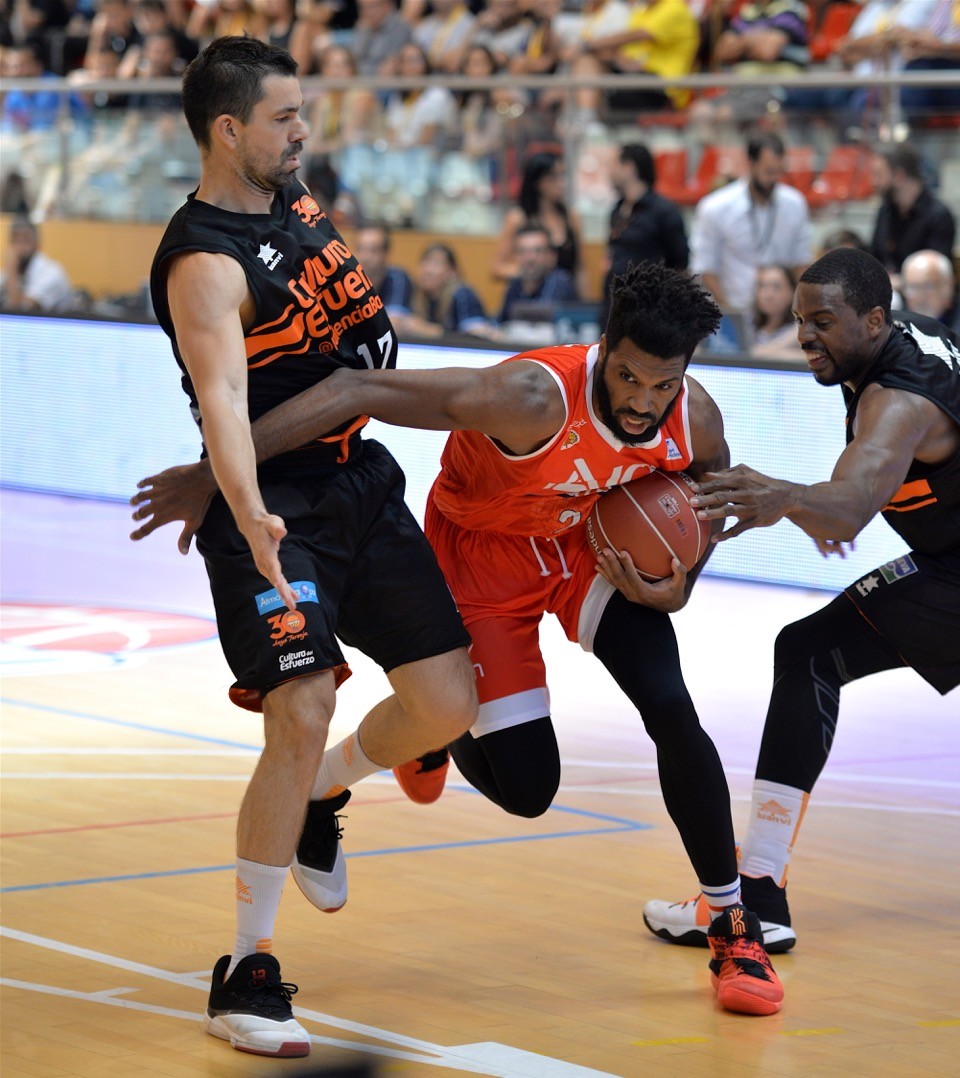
[242,360,567,461]
[692,385,937,543]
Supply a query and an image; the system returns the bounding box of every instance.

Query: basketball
[585,470,711,581]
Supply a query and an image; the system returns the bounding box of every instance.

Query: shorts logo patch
[280,648,315,672]
[855,574,880,597]
[878,555,919,584]
[255,581,319,615]
[267,609,308,647]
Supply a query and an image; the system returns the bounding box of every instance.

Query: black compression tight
[449,717,561,819]
[451,593,738,885]
[594,591,737,886]
[755,593,906,793]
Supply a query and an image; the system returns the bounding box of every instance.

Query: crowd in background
[1,0,959,352]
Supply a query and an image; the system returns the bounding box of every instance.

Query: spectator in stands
[750,263,803,359]
[67,44,129,112]
[901,249,960,336]
[690,131,812,315]
[817,226,867,256]
[569,0,699,124]
[454,43,511,166]
[352,222,414,317]
[186,0,263,47]
[469,0,534,70]
[603,142,689,315]
[498,223,578,323]
[351,0,412,76]
[1,0,72,70]
[898,0,960,117]
[492,151,586,298]
[304,43,380,154]
[868,142,956,282]
[86,0,141,64]
[125,31,187,113]
[0,217,75,313]
[395,243,497,338]
[118,0,198,78]
[383,41,456,148]
[289,0,360,71]
[260,0,298,50]
[412,0,476,74]
[691,0,809,129]
[0,36,84,132]
[785,0,939,135]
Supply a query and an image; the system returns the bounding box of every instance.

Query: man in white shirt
[690,132,812,315]
[0,219,75,314]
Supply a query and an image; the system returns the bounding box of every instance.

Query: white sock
[227,857,289,977]
[310,730,381,800]
[700,878,742,920]
[739,779,809,887]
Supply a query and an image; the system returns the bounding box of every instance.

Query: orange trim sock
[228,858,289,977]
[310,730,381,800]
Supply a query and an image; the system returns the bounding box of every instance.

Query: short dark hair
[358,221,392,249]
[876,142,925,182]
[746,131,785,162]
[515,223,551,246]
[606,263,721,360]
[422,243,458,271]
[619,143,655,188]
[799,248,893,320]
[181,35,298,151]
[518,152,563,219]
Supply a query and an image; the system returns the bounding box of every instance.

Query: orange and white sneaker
[643,891,797,953]
[393,749,449,804]
[707,905,784,1016]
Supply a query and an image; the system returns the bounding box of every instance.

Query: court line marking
[0,927,617,1077]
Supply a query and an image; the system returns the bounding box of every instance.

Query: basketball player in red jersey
[134,261,784,1016]
[142,36,476,1058]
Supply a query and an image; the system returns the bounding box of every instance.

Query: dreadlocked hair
[605,262,722,360]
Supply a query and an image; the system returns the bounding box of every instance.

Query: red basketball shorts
[425,496,616,737]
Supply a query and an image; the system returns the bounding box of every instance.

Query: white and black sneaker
[292,789,350,912]
[203,954,310,1057]
[643,888,797,953]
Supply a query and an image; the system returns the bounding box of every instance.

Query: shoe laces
[672,894,701,909]
[416,749,449,774]
[719,937,777,983]
[297,804,347,869]
[234,973,300,1019]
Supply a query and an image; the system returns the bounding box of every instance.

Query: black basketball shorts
[196,439,470,710]
[845,547,960,694]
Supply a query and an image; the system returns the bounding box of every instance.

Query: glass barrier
[3,72,958,230]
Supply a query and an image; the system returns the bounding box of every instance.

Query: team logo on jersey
[878,555,918,584]
[292,195,324,228]
[560,419,586,450]
[855,574,880,597]
[266,609,307,647]
[664,437,682,461]
[257,242,283,270]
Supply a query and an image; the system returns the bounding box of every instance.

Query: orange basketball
[585,470,711,581]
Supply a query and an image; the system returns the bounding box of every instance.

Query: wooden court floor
[2,490,958,1077]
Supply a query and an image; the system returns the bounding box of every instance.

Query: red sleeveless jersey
[431,343,695,538]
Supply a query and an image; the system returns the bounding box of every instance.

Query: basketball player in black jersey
[644,247,960,950]
[143,36,476,1058]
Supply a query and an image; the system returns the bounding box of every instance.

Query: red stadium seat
[809,1,860,63]
[783,145,817,196]
[653,148,690,204]
[807,145,874,207]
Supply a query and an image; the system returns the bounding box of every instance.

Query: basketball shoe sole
[643,893,797,953]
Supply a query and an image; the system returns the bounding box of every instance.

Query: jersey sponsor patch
[878,554,919,584]
[664,437,682,461]
[255,581,319,614]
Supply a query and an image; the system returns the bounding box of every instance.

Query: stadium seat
[807,144,874,207]
[783,145,817,196]
[809,1,860,64]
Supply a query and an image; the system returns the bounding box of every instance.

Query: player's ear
[212,113,239,149]
[866,305,886,337]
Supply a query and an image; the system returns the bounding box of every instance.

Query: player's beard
[238,143,301,193]
[595,360,679,446]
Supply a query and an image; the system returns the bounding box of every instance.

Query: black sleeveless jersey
[150,184,397,468]
[842,314,960,554]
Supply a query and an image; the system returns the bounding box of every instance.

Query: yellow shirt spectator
[620,0,699,106]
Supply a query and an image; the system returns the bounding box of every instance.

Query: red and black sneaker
[393,748,450,804]
[707,905,784,1016]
